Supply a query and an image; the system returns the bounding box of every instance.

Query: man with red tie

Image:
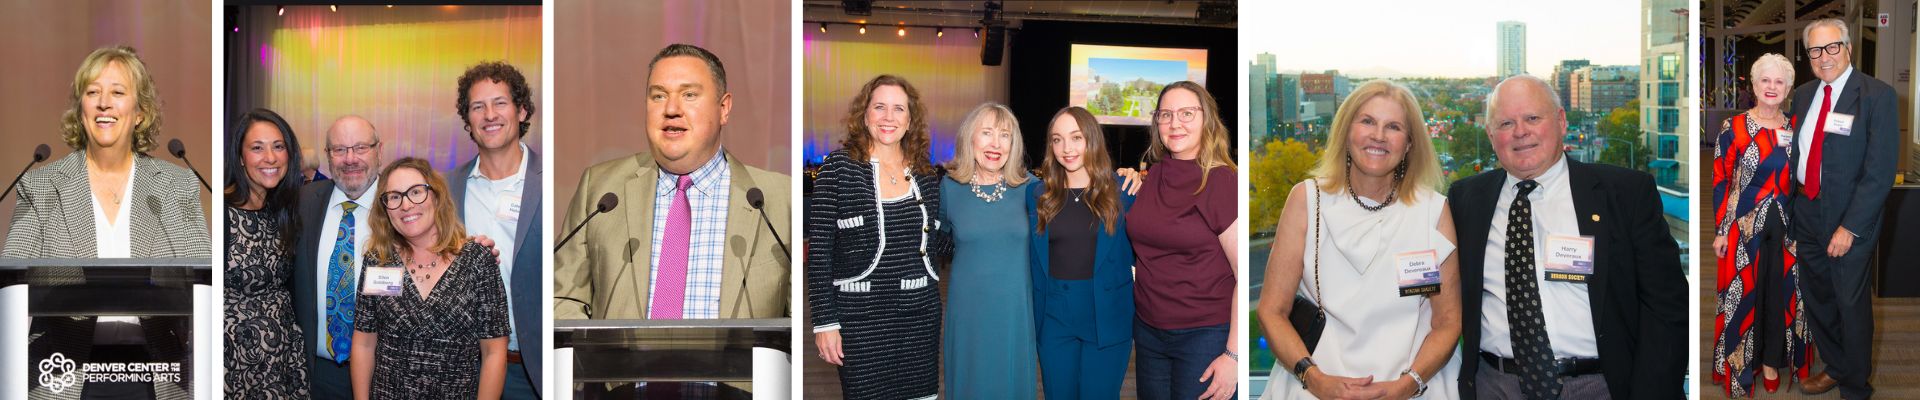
[1788,18,1900,399]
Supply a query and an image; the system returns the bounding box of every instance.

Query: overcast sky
[1244,0,1654,78]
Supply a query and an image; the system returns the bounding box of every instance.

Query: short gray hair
[1752,53,1795,80]
[1803,18,1850,45]
[1486,74,1560,123]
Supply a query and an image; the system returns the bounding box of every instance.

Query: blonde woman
[1258,80,1461,400]
[939,102,1039,397]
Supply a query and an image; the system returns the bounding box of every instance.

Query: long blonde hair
[1145,81,1236,194]
[366,158,469,265]
[1311,80,1442,204]
[946,102,1029,186]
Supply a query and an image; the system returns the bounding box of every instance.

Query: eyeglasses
[1154,107,1203,124]
[1807,41,1846,59]
[327,142,379,157]
[381,184,435,210]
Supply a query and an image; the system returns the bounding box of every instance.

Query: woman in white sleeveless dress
[1257,80,1463,399]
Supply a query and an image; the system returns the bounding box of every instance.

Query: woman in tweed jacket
[807,74,953,399]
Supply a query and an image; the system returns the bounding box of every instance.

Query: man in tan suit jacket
[554,43,790,321]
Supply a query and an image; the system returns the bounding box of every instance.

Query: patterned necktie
[1506,180,1560,399]
[325,200,359,363]
[651,175,694,319]
[1806,85,1832,198]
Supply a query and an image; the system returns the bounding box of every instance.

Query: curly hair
[61,46,162,153]
[456,61,536,138]
[840,75,936,175]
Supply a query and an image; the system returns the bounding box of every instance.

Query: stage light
[819,23,828,33]
[858,24,866,35]
[330,5,338,12]
[897,26,905,37]
[277,6,284,16]
[973,28,980,38]
[936,28,944,37]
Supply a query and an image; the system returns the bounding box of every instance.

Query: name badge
[1775,129,1792,147]
[1396,250,1441,296]
[1825,112,1854,136]
[496,194,521,221]
[361,267,404,296]
[1544,235,1595,283]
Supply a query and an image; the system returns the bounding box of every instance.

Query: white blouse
[90,160,137,258]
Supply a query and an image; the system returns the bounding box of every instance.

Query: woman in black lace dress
[223,108,310,397]
[351,157,510,399]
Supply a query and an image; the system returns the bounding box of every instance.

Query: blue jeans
[1134,318,1235,400]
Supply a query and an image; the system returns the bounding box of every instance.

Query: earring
[1393,157,1408,181]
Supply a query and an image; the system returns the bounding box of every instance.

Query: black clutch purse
[1289,179,1327,352]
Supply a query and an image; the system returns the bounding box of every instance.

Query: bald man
[293,115,385,398]
[1447,76,1685,399]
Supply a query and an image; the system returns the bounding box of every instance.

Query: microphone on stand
[167,139,211,192]
[555,193,619,251]
[745,188,790,254]
[1,144,51,202]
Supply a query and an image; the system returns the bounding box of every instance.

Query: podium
[0,258,213,400]
[555,318,790,399]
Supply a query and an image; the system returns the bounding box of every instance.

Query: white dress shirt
[1796,66,1853,184]
[1480,156,1599,359]
[463,142,527,350]
[91,159,136,258]
[314,177,375,358]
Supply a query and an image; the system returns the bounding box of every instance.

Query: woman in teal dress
[940,102,1039,397]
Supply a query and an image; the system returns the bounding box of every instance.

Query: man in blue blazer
[447,61,545,399]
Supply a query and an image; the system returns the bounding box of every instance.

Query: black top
[1047,188,1096,280]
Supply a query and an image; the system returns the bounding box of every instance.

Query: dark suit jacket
[1448,158,1686,399]
[1023,176,1137,348]
[1785,69,1899,245]
[448,148,544,392]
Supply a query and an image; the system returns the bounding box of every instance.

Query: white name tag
[1826,112,1854,136]
[1544,235,1595,283]
[1396,250,1441,296]
[361,267,404,296]
[497,194,521,221]
[1775,129,1792,147]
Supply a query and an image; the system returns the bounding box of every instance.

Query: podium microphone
[555,193,619,251]
[746,188,789,254]
[167,139,211,192]
[1,144,51,202]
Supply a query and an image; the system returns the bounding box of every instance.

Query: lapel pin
[1591,214,1601,222]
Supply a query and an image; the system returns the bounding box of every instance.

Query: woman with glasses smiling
[349,157,510,399]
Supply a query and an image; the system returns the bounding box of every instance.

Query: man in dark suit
[447,61,544,399]
[1787,18,1899,399]
[293,115,384,399]
[1449,75,1686,399]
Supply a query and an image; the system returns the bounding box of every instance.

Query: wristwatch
[1291,357,1317,388]
[1224,350,1239,362]
[1401,368,1429,397]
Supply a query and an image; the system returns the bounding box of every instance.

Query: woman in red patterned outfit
[1711,53,1811,397]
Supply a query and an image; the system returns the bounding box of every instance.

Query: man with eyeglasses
[446,61,544,399]
[1788,17,1899,398]
[293,115,385,398]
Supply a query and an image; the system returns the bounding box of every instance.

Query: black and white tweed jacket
[805,149,953,332]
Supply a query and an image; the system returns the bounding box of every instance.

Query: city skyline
[1244,0,1643,78]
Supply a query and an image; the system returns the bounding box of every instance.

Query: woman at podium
[349,158,510,399]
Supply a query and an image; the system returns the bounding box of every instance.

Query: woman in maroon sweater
[1126,81,1241,400]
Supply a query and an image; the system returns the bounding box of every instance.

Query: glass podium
[0,258,213,400]
[555,318,790,399]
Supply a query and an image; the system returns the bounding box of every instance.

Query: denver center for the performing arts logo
[37,352,78,394]
[35,352,184,394]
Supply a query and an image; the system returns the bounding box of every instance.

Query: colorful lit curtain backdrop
[802,24,1010,166]
[227,5,542,172]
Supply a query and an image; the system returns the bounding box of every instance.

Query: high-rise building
[1570,65,1639,114]
[1277,73,1299,126]
[1497,21,1527,78]
[1553,59,1592,111]
[1641,0,1687,187]
[1251,53,1274,142]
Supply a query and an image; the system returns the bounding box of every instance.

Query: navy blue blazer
[1027,176,1136,348]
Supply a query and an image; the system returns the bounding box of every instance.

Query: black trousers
[1791,195,1876,399]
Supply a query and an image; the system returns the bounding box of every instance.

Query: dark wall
[1007,20,1239,170]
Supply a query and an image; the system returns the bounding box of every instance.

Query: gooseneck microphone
[1,144,51,202]
[555,192,619,251]
[745,187,790,254]
[167,139,211,192]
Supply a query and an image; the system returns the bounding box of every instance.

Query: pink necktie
[651,175,694,319]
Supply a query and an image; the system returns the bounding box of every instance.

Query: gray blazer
[3,151,209,259]
[448,147,544,393]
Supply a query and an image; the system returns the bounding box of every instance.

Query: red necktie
[1806,86,1831,198]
